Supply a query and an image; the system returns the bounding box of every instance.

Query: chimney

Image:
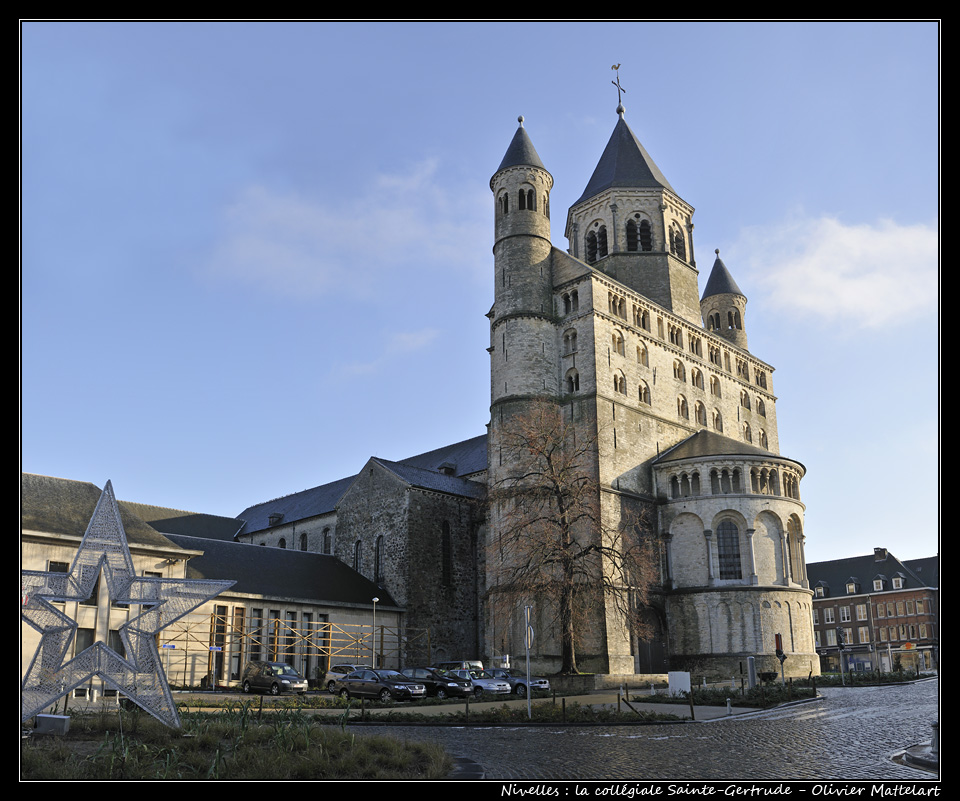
[874,547,888,562]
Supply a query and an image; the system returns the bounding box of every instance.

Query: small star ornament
[21,480,234,728]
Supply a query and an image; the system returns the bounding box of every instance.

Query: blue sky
[21,21,939,562]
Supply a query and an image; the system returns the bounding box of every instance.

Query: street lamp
[372,597,379,668]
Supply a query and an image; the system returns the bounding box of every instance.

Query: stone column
[781,530,792,585]
[662,531,676,590]
[610,203,620,253]
[746,527,758,585]
[704,529,715,586]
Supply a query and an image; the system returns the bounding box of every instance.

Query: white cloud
[338,328,440,376]
[205,161,488,301]
[734,216,937,329]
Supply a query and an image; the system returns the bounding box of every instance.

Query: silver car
[488,667,551,696]
[451,668,512,698]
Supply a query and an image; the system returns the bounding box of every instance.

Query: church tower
[484,102,817,679]
[564,103,701,326]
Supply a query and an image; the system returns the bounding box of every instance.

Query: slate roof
[573,111,676,206]
[21,473,187,552]
[373,458,486,500]
[806,549,938,597]
[654,430,790,465]
[701,253,745,300]
[164,534,398,608]
[235,434,488,535]
[123,501,243,542]
[494,120,547,174]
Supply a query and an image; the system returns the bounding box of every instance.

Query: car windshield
[377,670,402,678]
[273,664,301,677]
[470,670,495,679]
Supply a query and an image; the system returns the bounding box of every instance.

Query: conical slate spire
[573,107,675,205]
[494,116,546,174]
[701,251,745,300]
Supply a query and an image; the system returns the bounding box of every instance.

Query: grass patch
[20,705,452,781]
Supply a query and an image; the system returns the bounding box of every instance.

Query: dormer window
[815,586,824,598]
[846,582,857,594]
[873,578,885,591]
[268,513,284,526]
[892,577,904,589]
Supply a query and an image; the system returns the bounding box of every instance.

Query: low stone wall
[548,673,669,694]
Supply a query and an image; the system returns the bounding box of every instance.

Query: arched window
[710,375,722,397]
[670,224,686,260]
[566,369,580,393]
[639,219,652,251]
[612,331,625,356]
[713,409,723,432]
[564,329,578,354]
[673,360,686,381]
[637,344,648,366]
[759,429,768,449]
[695,401,707,426]
[300,533,308,552]
[353,540,362,572]
[677,395,689,419]
[323,527,332,555]
[740,390,751,411]
[757,398,766,417]
[742,423,752,443]
[692,368,704,390]
[639,381,651,405]
[716,521,742,580]
[374,535,384,584]
[278,538,286,549]
[626,218,639,252]
[498,193,509,215]
[586,231,598,264]
[597,226,608,259]
[613,371,626,395]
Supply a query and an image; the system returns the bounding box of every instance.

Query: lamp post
[372,597,379,668]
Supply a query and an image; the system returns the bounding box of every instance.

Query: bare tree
[487,401,659,674]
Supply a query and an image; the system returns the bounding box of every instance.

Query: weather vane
[611,64,625,105]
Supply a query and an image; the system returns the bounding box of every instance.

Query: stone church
[23,103,818,683]
[235,103,817,678]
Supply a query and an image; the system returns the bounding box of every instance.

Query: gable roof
[164,534,398,608]
[573,111,676,206]
[806,549,938,597]
[21,473,187,552]
[236,434,488,535]
[123,501,243,542]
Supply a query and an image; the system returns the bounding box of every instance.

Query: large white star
[21,480,234,728]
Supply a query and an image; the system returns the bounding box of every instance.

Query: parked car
[488,667,551,696]
[336,669,427,702]
[435,660,484,672]
[449,668,511,698]
[324,663,371,693]
[241,661,308,695]
[400,667,473,699]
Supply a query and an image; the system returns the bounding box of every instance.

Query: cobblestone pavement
[354,680,939,781]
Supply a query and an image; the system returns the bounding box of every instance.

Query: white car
[451,668,512,698]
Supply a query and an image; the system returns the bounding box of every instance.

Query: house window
[825,629,837,646]
[856,604,867,621]
[906,600,915,615]
[824,608,835,624]
[812,608,819,625]
[839,607,851,623]
[877,604,885,618]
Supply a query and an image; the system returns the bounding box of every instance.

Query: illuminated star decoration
[21,480,234,728]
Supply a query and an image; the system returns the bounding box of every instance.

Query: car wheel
[435,688,447,700]
[339,688,350,699]
[270,683,281,696]
[327,680,337,694]
[515,684,527,696]
[242,680,252,694]
[379,688,392,702]
[474,686,484,699]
